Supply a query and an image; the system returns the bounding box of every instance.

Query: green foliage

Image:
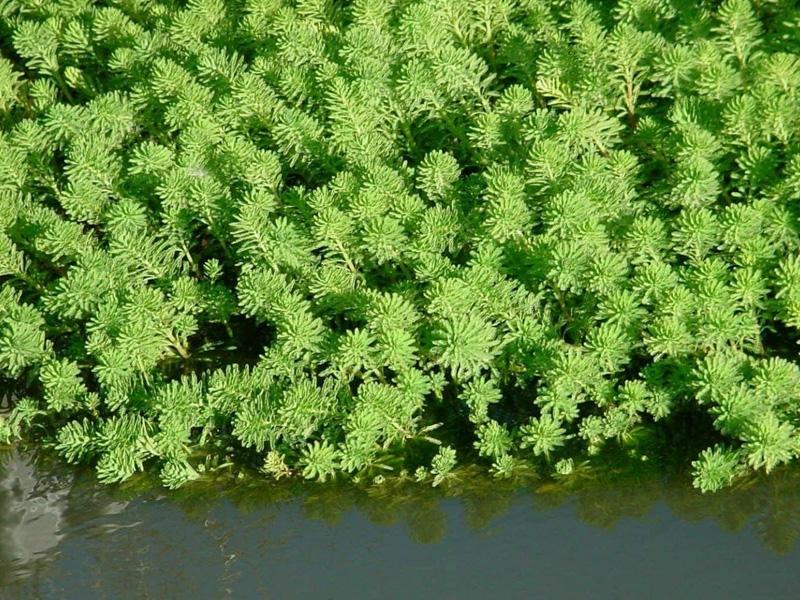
[692,445,742,493]
[300,440,340,482]
[431,446,458,487]
[520,414,571,459]
[0,0,800,492]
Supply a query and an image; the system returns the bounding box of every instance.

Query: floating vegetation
[1,0,800,492]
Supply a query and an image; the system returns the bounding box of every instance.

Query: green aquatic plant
[0,0,800,492]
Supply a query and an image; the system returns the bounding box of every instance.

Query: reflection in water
[2,449,800,599]
[0,449,129,589]
[0,450,68,569]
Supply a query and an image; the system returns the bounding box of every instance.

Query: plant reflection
[3,446,800,597]
[0,447,129,588]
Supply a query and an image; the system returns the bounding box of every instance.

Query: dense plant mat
[1,0,800,491]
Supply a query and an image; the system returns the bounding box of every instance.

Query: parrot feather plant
[0,0,800,493]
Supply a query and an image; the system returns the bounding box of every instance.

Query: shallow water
[2,448,800,600]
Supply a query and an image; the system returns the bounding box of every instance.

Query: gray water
[2,448,800,600]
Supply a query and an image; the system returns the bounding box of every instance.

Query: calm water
[2,448,800,600]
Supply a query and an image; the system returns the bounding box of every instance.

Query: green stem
[180,239,201,277]
[15,269,45,294]
[400,119,419,160]
[166,331,191,360]
[439,110,470,150]
[334,239,358,275]
[51,70,75,103]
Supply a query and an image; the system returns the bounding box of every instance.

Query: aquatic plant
[1,0,800,492]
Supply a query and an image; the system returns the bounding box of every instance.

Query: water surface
[1,448,799,599]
